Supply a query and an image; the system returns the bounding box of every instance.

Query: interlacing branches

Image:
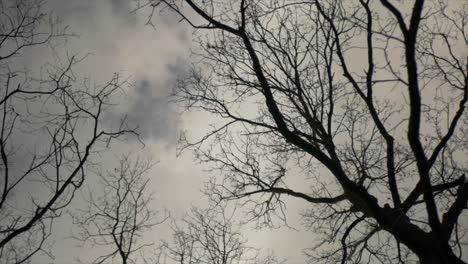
[72,156,168,264]
[0,1,137,262]
[162,202,284,264]
[146,0,467,263]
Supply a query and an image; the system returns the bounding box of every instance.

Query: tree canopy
[150,0,468,263]
[1,0,467,263]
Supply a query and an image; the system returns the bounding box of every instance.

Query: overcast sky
[25,0,313,263]
[16,1,467,263]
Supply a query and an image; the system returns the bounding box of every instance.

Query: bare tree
[163,203,283,264]
[144,0,468,263]
[0,0,136,263]
[72,156,167,264]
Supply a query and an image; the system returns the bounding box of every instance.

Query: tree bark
[418,249,465,264]
[416,240,465,264]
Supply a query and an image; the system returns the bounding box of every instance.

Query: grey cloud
[124,78,179,143]
[110,0,129,14]
[122,59,190,144]
[167,58,190,79]
[109,0,137,25]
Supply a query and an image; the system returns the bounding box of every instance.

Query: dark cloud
[124,78,179,143]
[121,60,190,144]
[167,58,190,79]
[110,0,131,15]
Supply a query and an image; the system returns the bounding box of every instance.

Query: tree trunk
[417,244,465,264]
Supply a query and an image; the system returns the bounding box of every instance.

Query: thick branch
[442,176,468,241]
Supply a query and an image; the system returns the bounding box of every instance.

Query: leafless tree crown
[163,203,284,264]
[146,0,468,263]
[0,1,136,262]
[72,156,167,264]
